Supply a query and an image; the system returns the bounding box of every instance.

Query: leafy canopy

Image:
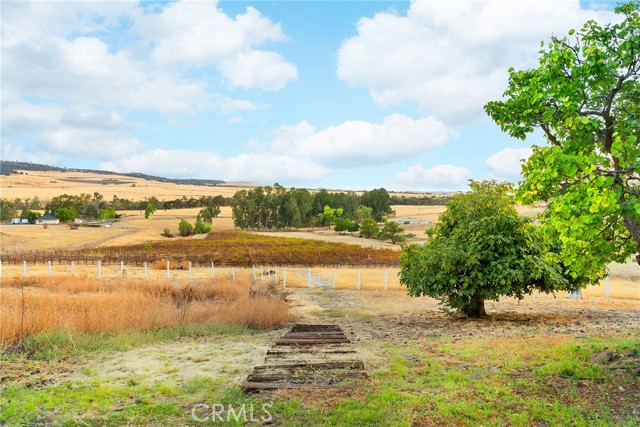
[485,2,640,277]
[144,203,156,219]
[400,181,573,317]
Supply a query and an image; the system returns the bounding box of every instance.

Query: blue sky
[1,0,620,191]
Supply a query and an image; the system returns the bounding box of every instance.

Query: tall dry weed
[0,275,290,346]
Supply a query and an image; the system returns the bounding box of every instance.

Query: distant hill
[0,161,226,187]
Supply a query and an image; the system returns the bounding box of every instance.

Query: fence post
[260,265,263,281]
[189,261,192,279]
[166,260,170,280]
[98,260,102,279]
[211,262,215,279]
[48,260,52,277]
[605,275,610,298]
[384,269,388,291]
[357,269,361,291]
[283,267,287,288]
[308,267,311,288]
[144,262,147,279]
[71,260,75,275]
[232,267,235,282]
[23,260,27,279]
[253,265,257,280]
[120,261,124,278]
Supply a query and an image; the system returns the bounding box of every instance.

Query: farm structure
[35,215,59,225]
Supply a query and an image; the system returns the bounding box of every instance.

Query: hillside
[0,161,226,187]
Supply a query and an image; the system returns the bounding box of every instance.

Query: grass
[0,275,291,347]
[2,323,250,361]
[3,332,638,426]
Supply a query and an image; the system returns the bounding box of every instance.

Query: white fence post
[144,262,147,279]
[120,261,124,278]
[357,269,361,291]
[260,265,263,281]
[307,267,311,288]
[23,260,27,279]
[48,260,52,277]
[211,262,215,278]
[71,260,75,275]
[253,265,257,280]
[384,269,388,291]
[283,267,287,288]
[98,260,102,279]
[166,260,170,280]
[189,261,192,279]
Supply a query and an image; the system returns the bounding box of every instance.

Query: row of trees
[0,192,228,222]
[230,185,395,231]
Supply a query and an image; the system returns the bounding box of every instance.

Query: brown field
[0,170,254,202]
[0,275,290,346]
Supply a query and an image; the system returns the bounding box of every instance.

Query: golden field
[1,169,253,201]
[0,275,290,346]
[1,168,637,301]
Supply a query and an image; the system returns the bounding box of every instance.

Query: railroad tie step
[242,324,366,393]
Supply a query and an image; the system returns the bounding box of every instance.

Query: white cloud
[1,143,61,165]
[134,1,297,90]
[3,32,210,115]
[1,96,63,136]
[1,0,296,167]
[2,0,294,116]
[101,149,330,184]
[38,128,143,161]
[270,114,455,167]
[219,51,297,91]
[338,1,618,123]
[386,164,473,191]
[217,96,267,114]
[486,147,533,180]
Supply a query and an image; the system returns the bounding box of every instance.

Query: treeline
[389,194,452,206]
[230,185,394,230]
[0,193,229,221]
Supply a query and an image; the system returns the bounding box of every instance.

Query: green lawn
[2,326,639,426]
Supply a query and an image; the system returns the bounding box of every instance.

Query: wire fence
[0,260,637,299]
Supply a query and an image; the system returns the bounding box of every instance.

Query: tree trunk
[464,294,487,318]
[623,216,640,266]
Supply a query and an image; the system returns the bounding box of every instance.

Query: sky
[1,0,621,191]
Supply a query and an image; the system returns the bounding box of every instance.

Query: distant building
[10,218,21,224]
[394,218,428,225]
[36,214,60,225]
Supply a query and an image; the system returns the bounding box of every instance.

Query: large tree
[485,2,640,281]
[400,181,572,318]
[360,188,394,222]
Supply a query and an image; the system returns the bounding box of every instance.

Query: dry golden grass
[0,207,236,253]
[0,275,290,346]
[0,170,253,202]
